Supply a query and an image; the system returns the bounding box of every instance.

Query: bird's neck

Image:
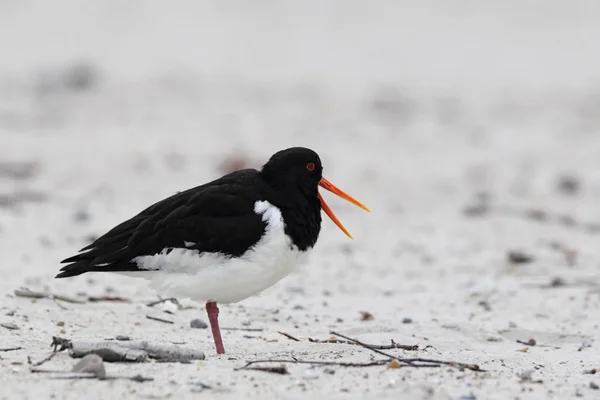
[266,186,322,251]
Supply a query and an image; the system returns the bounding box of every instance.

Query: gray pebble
[518,369,533,381]
[402,318,413,324]
[1,322,19,330]
[591,382,599,390]
[302,368,319,380]
[190,319,208,329]
[116,335,131,341]
[74,209,91,222]
[72,354,106,379]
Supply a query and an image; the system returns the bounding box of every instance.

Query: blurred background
[1,0,600,294]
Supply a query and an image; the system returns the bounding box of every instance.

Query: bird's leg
[205,301,225,354]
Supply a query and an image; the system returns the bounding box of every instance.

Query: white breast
[128,200,310,304]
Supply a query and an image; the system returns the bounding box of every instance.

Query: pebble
[402,317,413,324]
[459,393,477,400]
[302,368,319,380]
[56,321,65,327]
[73,209,90,222]
[591,382,599,390]
[116,335,131,341]
[1,322,19,330]
[190,319,208,329]
[72,354,106,379]
[518,370,534,381]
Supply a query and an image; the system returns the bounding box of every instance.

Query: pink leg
[206,301,225,354]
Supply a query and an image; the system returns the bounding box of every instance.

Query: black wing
[56,170,268,278]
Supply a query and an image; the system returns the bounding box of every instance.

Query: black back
[56,147,324,278]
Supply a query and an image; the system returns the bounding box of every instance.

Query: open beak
[318,177,371,239]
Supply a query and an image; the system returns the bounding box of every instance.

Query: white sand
[1,1,600,399]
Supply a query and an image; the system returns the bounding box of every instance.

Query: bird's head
[260,147,370,238]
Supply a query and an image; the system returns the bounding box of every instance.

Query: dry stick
[309,337,418,351]
[28,337,71,367]
[30,352,59,367]
[30,369,153,382]
[88,296,131,303]
[146,297,180,307]
[236,359,391,371]
[278,331,301,342]
[145,315,174,324]
[330,331,484,372]
[52,297,68,310]
[244,366,290,375]
[222,327,264,332]
[0,347,22,352]
[14,288,86,304]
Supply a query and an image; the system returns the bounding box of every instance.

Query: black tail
[56,245,141,278]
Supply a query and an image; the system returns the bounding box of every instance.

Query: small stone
[557,175,580,195]
[302,368,319,380]
[115,335,130,341]
[190,382,211,393]
[359,311,374,321]
[459,393,477,400]
[74,209,90,222]
[388,359,401,369]
[56,321,65,327]
[190,319,208,329]
[518,369,534,381]
[508,251,534,264]
[591,382,599,390]
[72,354,106,379]
[401,318,413,324]
[1,322,19,330]
[550,277,567,287]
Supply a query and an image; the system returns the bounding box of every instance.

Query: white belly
[125,200,310,304]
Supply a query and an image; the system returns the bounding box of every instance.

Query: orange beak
[318,177,370,239]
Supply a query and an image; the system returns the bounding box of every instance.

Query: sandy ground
[2,1,600,399]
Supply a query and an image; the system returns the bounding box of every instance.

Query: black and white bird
[56,147,369,354]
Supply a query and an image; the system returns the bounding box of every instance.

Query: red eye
[306,162,315,171]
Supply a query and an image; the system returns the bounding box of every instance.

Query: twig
[146,297,180,307]
[29,337,71,367]
[236,359,390,371]
[30,369,153,382]
[14,288,86,304]
[330,331,484,372]
[278,331,301,342]
[0,347,22,352]
[221,327,263,332]
[244,366,290,375]
[146,315,174,324]
[88,296,131,303]
[51,336,72,352]
[329,331,407,361]
[51,296,68,310]
[309,337,418,351]
[30,352,59,367]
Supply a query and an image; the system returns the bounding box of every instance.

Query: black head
[259,147,370,246]
[260,147,323,192]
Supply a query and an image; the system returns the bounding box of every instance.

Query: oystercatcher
[56,147,369,354]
